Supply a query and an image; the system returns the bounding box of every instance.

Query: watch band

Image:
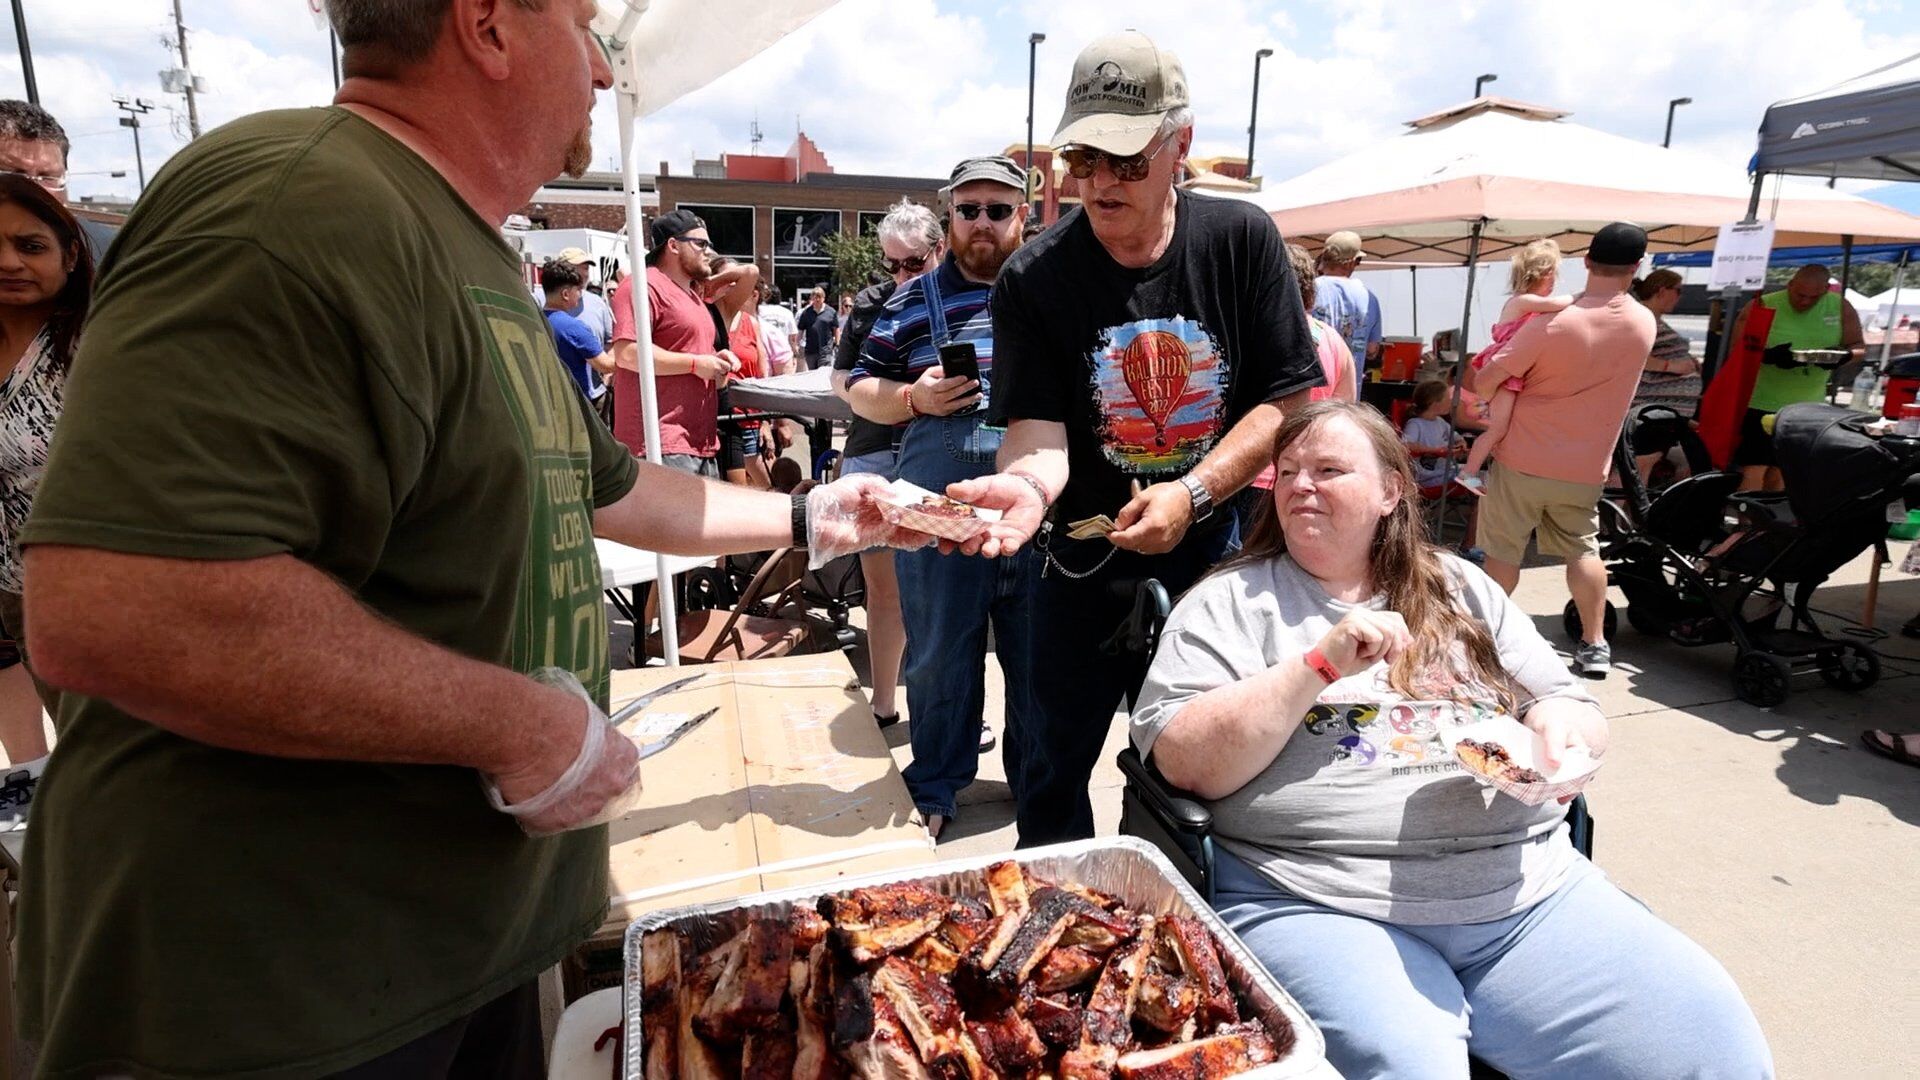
[1180,474,1215,521]
[791,490,809,547]
[1302,648,1340,686]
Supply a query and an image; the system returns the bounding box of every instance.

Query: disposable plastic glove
[804,474,935,569]
[483,667,642,837]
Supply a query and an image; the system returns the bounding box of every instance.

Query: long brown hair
[1231,400,1516,710]
[0,173,93,373]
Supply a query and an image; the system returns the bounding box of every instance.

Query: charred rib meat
[821,883,952,963]
[1114,1027,1278,1080]
[1162,916,1238,1029]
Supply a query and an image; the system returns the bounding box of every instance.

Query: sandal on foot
[1861,730,1920,770]
[874,711,900,729]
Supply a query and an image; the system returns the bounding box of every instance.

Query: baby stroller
[1592,403,1920,706]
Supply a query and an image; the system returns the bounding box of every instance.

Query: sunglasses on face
[952,202,1019,223]
[675,236,713,252]
[880,251,933,275]
[1060,134,1172,183]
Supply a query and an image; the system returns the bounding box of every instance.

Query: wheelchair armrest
[1116,747,1214,836]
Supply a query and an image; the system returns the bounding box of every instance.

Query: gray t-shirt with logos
[1131,553,1596,926]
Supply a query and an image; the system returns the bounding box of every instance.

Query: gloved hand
[804,474,935,569]
[483,667,642,837]
[1761,343,1796,369]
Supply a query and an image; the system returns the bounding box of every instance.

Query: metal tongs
[608,672,719,761]
[636,707,720,761]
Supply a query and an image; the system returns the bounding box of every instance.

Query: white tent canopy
[594,0,841,664]
[1867,285,1920,325]
[1224,97,1920,266]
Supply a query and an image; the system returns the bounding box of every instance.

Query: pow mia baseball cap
[1588,221,1649,267]
[945,155,1028,194]
[1052,30,1190,157]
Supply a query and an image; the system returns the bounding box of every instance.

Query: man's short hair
[810,286,825,299]
[326,0,542,65]
[539,259,583,293]
[0,100,69,164]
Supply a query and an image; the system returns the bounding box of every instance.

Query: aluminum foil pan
[621,836,1328,1080]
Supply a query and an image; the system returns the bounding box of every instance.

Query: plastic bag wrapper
[803,474,935,569]
[482,667,643,837]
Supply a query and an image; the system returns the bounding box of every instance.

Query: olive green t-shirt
[16,108,640,1077]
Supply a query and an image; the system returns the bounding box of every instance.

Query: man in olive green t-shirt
[13,2,917,1076]
[1731,264,1864,491]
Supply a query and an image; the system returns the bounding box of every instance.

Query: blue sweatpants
[1213,849,1773,1080]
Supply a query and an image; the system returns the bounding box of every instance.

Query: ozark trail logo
[1790,122,1818,140]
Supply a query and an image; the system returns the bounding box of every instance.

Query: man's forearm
[846,376,913,425]
[589,351,618,376]
[1187,392,1305,500]
[994,419,1071,499]
[23,547,578,774]
[593,462,793,555]
[611,340,701,376]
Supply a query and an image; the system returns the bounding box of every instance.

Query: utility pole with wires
[166,0,202,139]
[8,0,38,104]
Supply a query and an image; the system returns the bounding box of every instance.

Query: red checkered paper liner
[1429,703,1603,806]
[876,479,1001,545]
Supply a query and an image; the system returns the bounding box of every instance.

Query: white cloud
[15,0,1920,209]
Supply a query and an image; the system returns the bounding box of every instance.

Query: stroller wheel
[1733,651,1792,708]
[1562,599,1617,644]
[1816,643,1881,692]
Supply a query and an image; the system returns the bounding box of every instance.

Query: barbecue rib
[983,887,1079,993]
[874,957,968,1071]
[679,934,733,1080]
[966,1010,1047,1076]
[1082,917,1157,1049]
[1023,993,1086,1051]
[839,993,936,1080]
[695,918,792,1040]
[740,1021,798,1080]
[1057,893,1135,954]
[983,861,1030,917]
[1033,945,1105,993]
[1113,1027,1277,1080]
[792,950,843,1080]
[821,884,952,963]
[1162,917,1238,1029]
[641,930,681,1080]
[792,906,832,953]
[1134,965,1200,1034]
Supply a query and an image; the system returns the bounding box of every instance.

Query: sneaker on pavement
[1573,641,1612,678]
[0,768,37,830]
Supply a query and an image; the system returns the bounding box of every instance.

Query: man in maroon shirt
[609,209,739,474]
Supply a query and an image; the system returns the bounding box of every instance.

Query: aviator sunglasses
[1060,133,1173,183]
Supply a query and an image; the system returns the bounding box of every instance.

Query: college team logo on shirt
[1089,316,1228,473]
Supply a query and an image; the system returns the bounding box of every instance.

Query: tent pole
[1410,266,1419,337]
[1839,234,1854,295]
[1434,221,1484,538]
[615,42,682,667]
[1879,248,1910,370]
[1707,171,1770,385]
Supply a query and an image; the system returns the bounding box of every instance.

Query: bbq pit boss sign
[1709,221,1777,291]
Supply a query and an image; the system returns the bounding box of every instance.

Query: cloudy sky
[15,0,1920,213]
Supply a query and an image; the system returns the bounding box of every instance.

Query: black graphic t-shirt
[987,191,1322,527]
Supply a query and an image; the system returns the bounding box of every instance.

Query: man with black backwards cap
[1475,222,1655,678]
[608,208,739,473]
[846,156,1034,838]
[949,33,1324,846]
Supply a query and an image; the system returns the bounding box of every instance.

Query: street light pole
[113,96,155,193]
[1026,32,1045,221]
[8,0,36,104]
[1247,48,1273,182]
[1474,72,1497,99]
[1663,96,1692,148]
[171,0,201,139]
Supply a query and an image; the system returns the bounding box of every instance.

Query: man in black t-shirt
[793,285,839,470]
[951,31,1323,845]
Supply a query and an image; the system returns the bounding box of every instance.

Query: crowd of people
[2,3,1914,1074]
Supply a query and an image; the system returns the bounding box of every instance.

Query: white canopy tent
[593,0,840,665]
[1867,285,1920,326]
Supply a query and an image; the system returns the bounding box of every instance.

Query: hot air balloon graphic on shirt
[1090,316,1228,473]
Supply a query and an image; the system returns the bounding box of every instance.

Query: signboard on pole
[1708,220,1777,290]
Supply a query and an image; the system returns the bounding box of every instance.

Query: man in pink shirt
[609,208,738,474]
[1475,222,1655,677]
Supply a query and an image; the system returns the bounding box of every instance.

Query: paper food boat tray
[622,836,1329,1080]
[1432,705,1601,807]
[876,479,1000,544]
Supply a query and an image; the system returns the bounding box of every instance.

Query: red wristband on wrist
[1302,648,1340,685]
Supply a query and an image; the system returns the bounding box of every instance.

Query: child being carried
[1457,239,1572,493]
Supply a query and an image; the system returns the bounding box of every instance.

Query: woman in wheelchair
[1130,401,1771,1080]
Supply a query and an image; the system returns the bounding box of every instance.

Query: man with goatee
[846,156,1035,839]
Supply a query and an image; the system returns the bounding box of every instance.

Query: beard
[954,227,1018,281]
[562,123,593,178]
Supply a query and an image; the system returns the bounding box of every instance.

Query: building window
[857,210,887,237]
[676,204,754,260]
[772,208,843,259]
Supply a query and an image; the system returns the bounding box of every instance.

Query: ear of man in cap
[1052,30,1190,156]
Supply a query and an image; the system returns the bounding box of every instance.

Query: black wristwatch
[791,490,809,547]
[1179,474,1216,523]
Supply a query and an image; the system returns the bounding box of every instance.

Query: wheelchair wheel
[1816,643,1880,692]
[1732,651,1791,708]
[1562,599,1617,644]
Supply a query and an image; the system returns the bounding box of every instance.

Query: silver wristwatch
[1178,474,1215,522]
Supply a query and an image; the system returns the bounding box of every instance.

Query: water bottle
[1851,363,1879,412]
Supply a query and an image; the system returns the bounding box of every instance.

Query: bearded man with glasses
[949,32,1326,846]
[846,157,1033,838]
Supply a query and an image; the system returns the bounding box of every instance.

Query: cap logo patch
[1072,60,1149,109]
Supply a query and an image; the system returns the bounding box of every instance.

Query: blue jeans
[893,412,1036,818]
[1213,849,1773,1080]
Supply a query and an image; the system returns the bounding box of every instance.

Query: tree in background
[821,229,882,299]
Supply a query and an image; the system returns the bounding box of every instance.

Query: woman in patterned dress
[0,174,93,825]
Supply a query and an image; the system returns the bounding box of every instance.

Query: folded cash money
[1066,515,1117,540]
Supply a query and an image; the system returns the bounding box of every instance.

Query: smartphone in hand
[937,342,982,414]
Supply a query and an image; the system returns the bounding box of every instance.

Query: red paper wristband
[1302,648,1340,685]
